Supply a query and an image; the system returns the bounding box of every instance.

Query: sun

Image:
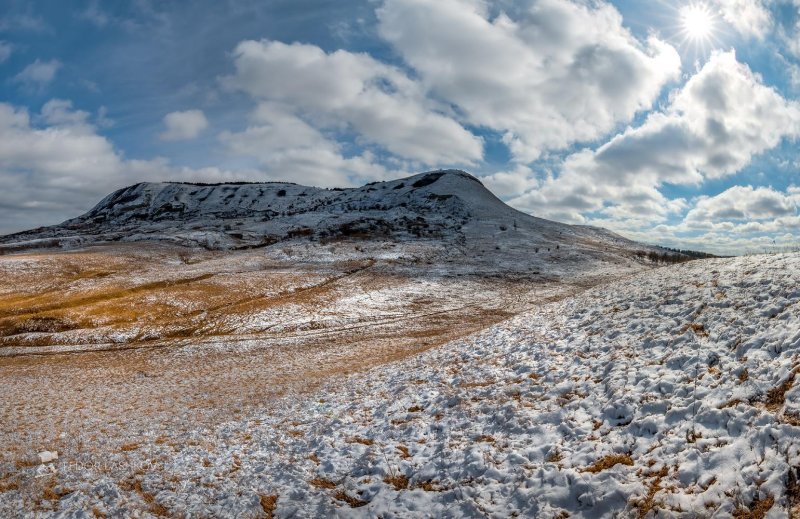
[680,3,715,42]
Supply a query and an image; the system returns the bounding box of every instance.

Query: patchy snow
[4,252,800,517]
[0,170,672,278]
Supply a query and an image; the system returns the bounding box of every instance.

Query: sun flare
[680,3,715,41]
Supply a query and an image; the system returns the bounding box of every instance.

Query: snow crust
[5,253,800,517]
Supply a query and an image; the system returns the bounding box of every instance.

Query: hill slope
[0,170,667,276]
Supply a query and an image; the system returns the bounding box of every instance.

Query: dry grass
[582,453,634,473]
[687,323,708,337]
[733,494,774,519]
[766,372,797,411]
[308,477,337,489]
[0,243,594,517]
[415,480,445,492]
[0,478,19,493]
[396,445,411,459]
[41,479,72,502]
[633,466,668,518]
[347,436,375,446]
[333,490,368,507]
[383,474,409,490]
[119,479,169,517]
[738,368,749,383]
[545,450,563,463]
[259,494,278,518]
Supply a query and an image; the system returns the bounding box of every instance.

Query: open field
[0,242,640,516]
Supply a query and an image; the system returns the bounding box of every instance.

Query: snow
[4,252,800,517]
[0,170,669,279]
[37,452,58,464]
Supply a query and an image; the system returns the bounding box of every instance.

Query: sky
[2,0,800,255]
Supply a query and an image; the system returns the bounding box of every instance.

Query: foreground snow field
[4,252,800,517]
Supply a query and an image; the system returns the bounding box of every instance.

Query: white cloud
[219,102,407,187]
[377,0,681,162]
[0,14,48,33]
[13,59,61,88]
[479,166,540,199]
[778,1,800,58]
[223,39,483,166]
[0,41,11,63]
[39,99,92,127]
[714,0,772,39]
[510,51,800,224]
[160,109,209,141]
[685,185,798,227]
[96,106,114,128]
[0,100,256,234]
[79,0,110,27]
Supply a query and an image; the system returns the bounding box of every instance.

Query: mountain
[0,170,672,275]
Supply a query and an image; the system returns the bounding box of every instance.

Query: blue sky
[2,0,800,254]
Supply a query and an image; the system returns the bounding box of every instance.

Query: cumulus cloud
[160,109,209,141]
[13,59,61,88]
[714,0,772,39]
[685,185,798,228]
[510,51,800,223]
[377,0,681,162]
[223,39,483,166]
[0,100,258,234]
[479,166,540,199]
[219,102,406,187]
[0,41,11,63]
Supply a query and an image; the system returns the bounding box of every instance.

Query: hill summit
[0,170,667,275]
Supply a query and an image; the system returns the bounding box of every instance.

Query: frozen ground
[3,252,800,516]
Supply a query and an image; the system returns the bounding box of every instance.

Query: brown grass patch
[475,434,495,443]
[407,405,423,412]
[396,445,411,459]
[120,442,139,452]
[460,379,496,388]
[414,480,447,492]
[733,494,774,519]
[633,466,668,518]
[259,494,278,518]
[308,477,337,489]
[333,490,368,507]
[383,474,409,490]
[14,458,38,469]
[546,450,563,463]
[582,453,634,473]
[738,368,749,383]
[687,323,708,337]
[42,483,72,501]
[120,479,169,517]
[348,436,375,446]
[766,372,797,411]
[0,478,19,493]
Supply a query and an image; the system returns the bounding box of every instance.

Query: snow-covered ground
[4,252,800,517]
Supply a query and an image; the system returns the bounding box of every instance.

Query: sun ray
[676,2,721,55]
[681,3,715,41]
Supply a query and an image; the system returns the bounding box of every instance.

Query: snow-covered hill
[0,170,667,275]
